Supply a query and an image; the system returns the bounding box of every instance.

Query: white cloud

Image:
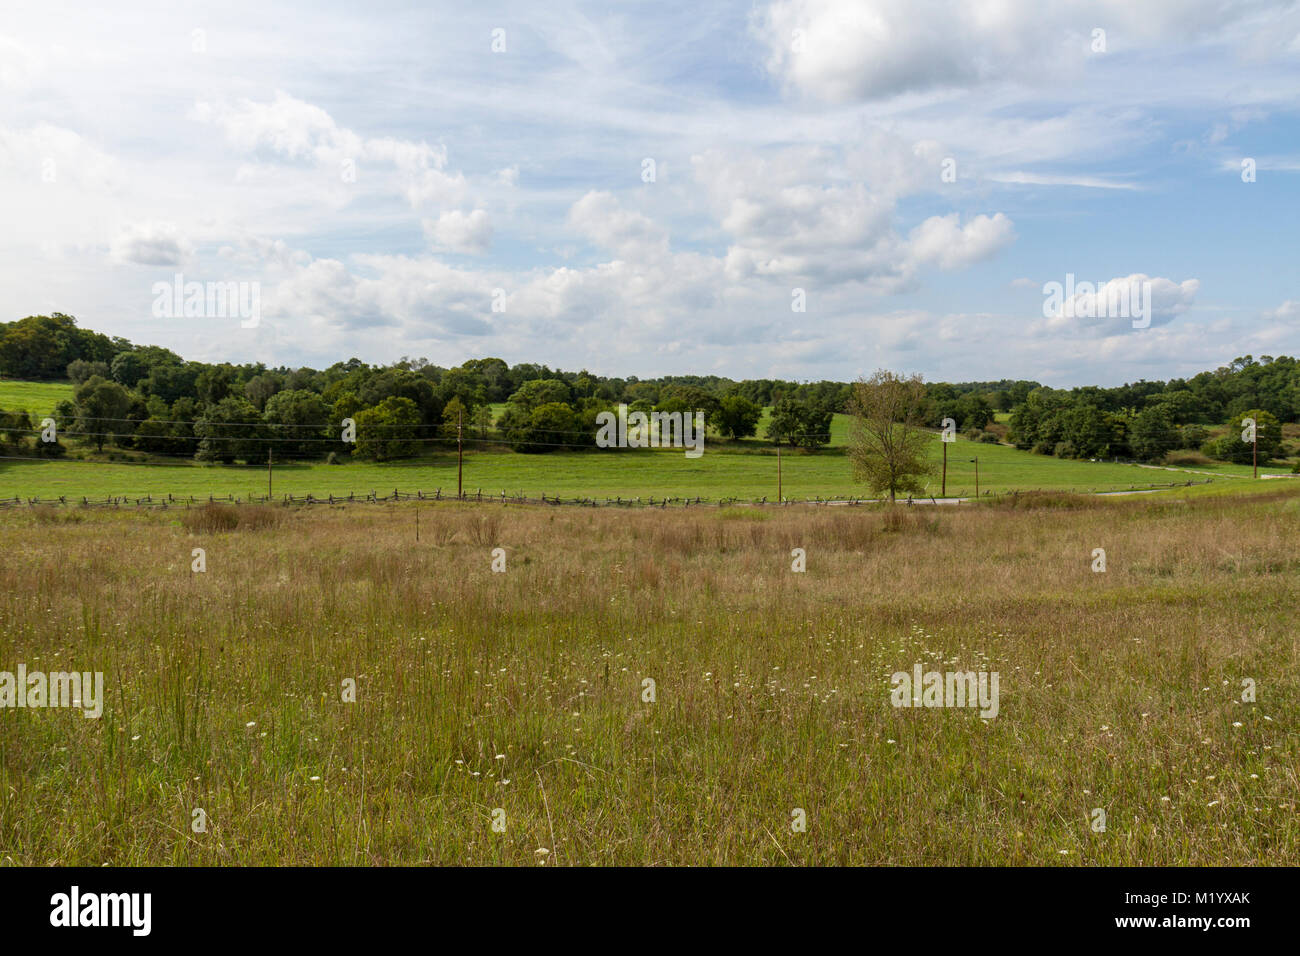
[985,172,1140,190]
[424,209,493,254]
[907,213,1016,271]
[1264,299,1300,320]
[193,91,466,208]
[109,222,192,267]
[1042,274,1200,333]
[694,147,1013,287]
[756,0,1299,103]
[0,34,44,91]
[567,191,669,261]
[0,2,1294,385]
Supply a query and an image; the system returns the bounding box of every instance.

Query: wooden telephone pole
[267,447,273,499]
[777,444,782,503]
[942,440,948,497]
[457,407,464,499]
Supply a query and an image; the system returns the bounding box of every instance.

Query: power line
[8,414,835,440]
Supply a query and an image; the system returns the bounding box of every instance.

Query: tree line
[3,314,1296,467]
[0,314,843,462]
[1004,356,1297,464]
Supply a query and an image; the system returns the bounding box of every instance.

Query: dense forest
[1,313,1296,466]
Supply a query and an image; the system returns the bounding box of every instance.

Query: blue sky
[2,0,1297,386]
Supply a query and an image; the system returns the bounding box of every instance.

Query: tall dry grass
[0,491,1297,865]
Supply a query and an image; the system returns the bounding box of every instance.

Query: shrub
[31,506,84,525]
[1165,450,1211,466]
[986,491,1094,510]
[181,503,282,533]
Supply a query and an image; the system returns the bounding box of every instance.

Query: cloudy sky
[3,0,1298,386]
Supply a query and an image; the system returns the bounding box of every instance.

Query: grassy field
[0,380,73,419]
[2,432,1288,502]
[0,487,1296,864]
[0,379,1289,500]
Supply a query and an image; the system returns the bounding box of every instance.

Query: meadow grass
[0,488,1296,865]
[2,431,1281,502]
[0,380,73,419]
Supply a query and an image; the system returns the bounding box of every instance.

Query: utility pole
[267,446,272,499]
[777,444,782,503]
[457,407,464,499]
[1253,433,1258,479]
[942,440,947,498]
[973,456,980,498]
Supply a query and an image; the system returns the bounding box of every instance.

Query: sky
[2,0,1298,387]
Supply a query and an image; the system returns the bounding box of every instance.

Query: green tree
[67,359,110,385]
[0,314,114,379]
[354,397,422,461]
[195,397,265,463]
[1205,409,1282,464]
[244,372,283,411]
[133,417,184,456]
[442,396,469,439]
[507,379,571,412]
[765,397,833,450]
[498,400,580,452]
[72,375,133,453]
[263,389,330,459]
[847,371,936,502]
[525,402,579,452]
[1129,405,1178,462]
[716,394,762,439]
[0,408,33,449]
[195,365,236,405]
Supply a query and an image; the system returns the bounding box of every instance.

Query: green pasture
[0,432,1276,501]
[0,379,73,418]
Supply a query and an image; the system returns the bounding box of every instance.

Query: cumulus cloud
[193,91,466,208]
[1264,299,1300,321]
[3,2,1293,383]
[109,222,192,267]
[1042,274,1200,333]
[756,0,1300,102]
[906,213,1016,271]
[0,34,44,91]
[424,209,493,254]
[568,191,669,261]
[692,147,1013,288]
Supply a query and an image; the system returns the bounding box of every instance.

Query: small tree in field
[848,370,936,502]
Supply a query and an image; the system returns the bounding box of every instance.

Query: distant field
[0,432,1283,501]
[0,382,1290,500]
[0,379,73,418]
